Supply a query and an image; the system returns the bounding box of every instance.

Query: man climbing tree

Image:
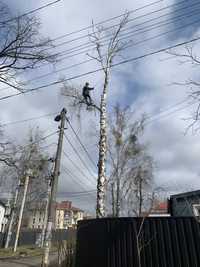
[82,82,94,105]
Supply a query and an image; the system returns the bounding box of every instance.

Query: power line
[12,130,58,155]
[62,165,93,189]
[18,0,194,73]
[52,0,200,56]
[58,190,96,195]
[1,111,58,127]
[0,0,62,24]
[0,1,198,94]
[65,117,97,169]
[41,0,193,47]
[145,100,197,125]
[61,165,96,200]
[8,2,200,88]
[54,13,200,62]
[48,0,163,42]
[63,150,96,186]
[63,132,97,180]
[0,34,200,102]
[0,100,186,132]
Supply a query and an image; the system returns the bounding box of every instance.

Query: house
[139,199,170,217]
[169,189,200,217]
[56,201,84,229]
[26,200,84,230]
[148,201,170,217]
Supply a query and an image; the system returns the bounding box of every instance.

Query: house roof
[170,189,200,199]
[71,206,83,212]
[56,201,72,210]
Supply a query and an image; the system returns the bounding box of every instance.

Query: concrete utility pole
[4,181,21,248]
[13,169,32,252]
[42,108,67,267]
[40,178,51,248]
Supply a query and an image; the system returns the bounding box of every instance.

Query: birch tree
[62,14,129,218]
[107,104,154,217]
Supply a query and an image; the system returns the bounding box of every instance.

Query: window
[193,204,200,217]
[33,218,35,224]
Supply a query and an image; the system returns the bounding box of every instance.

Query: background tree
[15,128,52,209]
[167,44,200,131]
[2,127,52,247]
[0,1,56,90]
[62,14,129,218]
[107,104,154,217]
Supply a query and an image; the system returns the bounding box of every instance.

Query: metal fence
[75,217,200,267]
[0,229,76,248]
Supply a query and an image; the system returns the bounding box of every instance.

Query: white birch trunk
[96,73,109,218]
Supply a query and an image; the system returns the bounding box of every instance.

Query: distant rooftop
[170,189,200,199]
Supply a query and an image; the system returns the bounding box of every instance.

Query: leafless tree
[135,187,166,267]
[0,1,56,90]
[167,44,200,133]
[62,14,129,218]
[15,128,52,207]
[107,104,154,217]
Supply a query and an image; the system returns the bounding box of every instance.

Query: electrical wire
[61,165,96,200]
[48,0,163,42]
[0,1,199,94]
[0,0,62,24]
[0,89,197,133]
[0,34,200,102]
[63,150,96,186]
[65,117,97,169]
[53,1,200,57]
[145,100,198,125]
[63,132,97,180]
[1,111,58,127]
[11,130,58,155]
[58,190,96,195]
[54,14,200,63]
[1,1,198,93]
[39,0,193,46]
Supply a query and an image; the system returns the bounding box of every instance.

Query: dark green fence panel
[75,217,200,267]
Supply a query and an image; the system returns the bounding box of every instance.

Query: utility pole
[40,178,51,248]
[13,169,32,252]
[4,181,21,248]
[42,108,66,267]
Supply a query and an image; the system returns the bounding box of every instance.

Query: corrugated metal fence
[0,229,76,248]
[75,217,200,267]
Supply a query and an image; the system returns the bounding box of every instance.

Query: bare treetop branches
[167,44,200,133]
[88,13,129,74]
[0,2,56,90]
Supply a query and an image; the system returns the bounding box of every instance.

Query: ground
[0,246,58,267]
[0,253,57,267]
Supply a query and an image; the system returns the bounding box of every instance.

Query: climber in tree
[82,82,94,105]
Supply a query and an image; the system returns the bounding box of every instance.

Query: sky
[1,0,200,214]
